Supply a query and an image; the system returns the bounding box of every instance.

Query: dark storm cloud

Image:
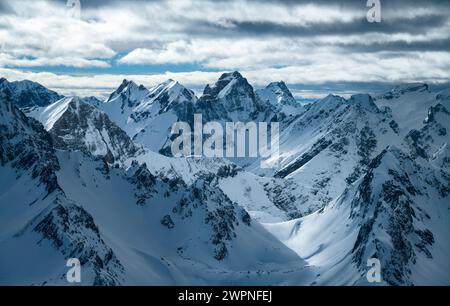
[193,14,448,38]
[0,1,12,14]
[257,0,450,9]
[48,0,160,9]
[335,37,450,53]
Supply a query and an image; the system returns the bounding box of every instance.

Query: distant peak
[267,81,294,96]
[267,81,287,90]
[202,71,252,98]
[219,71,243,81]
[115,79,145,94]
[121,78,139,87]
[161,79,178,87]
[392,83,429,94]
[349,93,372,101]
[323,94,345,102]
[116,79,132,92]
[153,79,189,95]
[106,79,149,105]
[347,94,379,112]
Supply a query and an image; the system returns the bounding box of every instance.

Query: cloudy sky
[0,0,449,99]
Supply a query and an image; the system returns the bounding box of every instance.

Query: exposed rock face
[0,91,60,194]
[29,96,141,163]
[197,71,274,122]
[350,148,449,285]
[0,78,63,109]
[33,200,124,285]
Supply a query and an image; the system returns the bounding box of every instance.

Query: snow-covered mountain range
[0,73,449,285]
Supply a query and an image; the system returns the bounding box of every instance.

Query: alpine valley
[0,72,449,285]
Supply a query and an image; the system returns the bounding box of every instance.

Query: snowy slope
[374,83,448,135]
[2,75,450,286]
[0,95,124,285]
[54,151,315,285]
[245,93,401,214]
[265,146,450,285]
[1,92,315,285]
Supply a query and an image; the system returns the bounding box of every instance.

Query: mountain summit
[0,78,62,108]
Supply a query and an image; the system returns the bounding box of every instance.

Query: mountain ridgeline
[0,72,449,285]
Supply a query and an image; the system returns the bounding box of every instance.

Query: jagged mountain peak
[267,80,288,89]
[392,83,430,94]
[266,81,294,97]
[118,78,140,91]
[347,94,379,113]
[0,78,63,108]
[376,83,430,101]
[202,71,252,99]
[148,79,197,103]
[306,93,346,112]
[258,81,296,105]
[219,71,244,81]
[99,78,198,153]
[29,96,141,163]
[255,80,302,117]
[106,79,150,107]
[198,71,272,122]
[320,94,347,105]
[160,78,176,86]
[406,103,449,161]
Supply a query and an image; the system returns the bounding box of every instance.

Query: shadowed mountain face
[197,71,274,122]
[1,74,449,285]
[0,78,63,109]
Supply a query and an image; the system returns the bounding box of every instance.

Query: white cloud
[2,49,450,99]
[0,0,449,95]
[0,53,110,68]
[0,67,222,97]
